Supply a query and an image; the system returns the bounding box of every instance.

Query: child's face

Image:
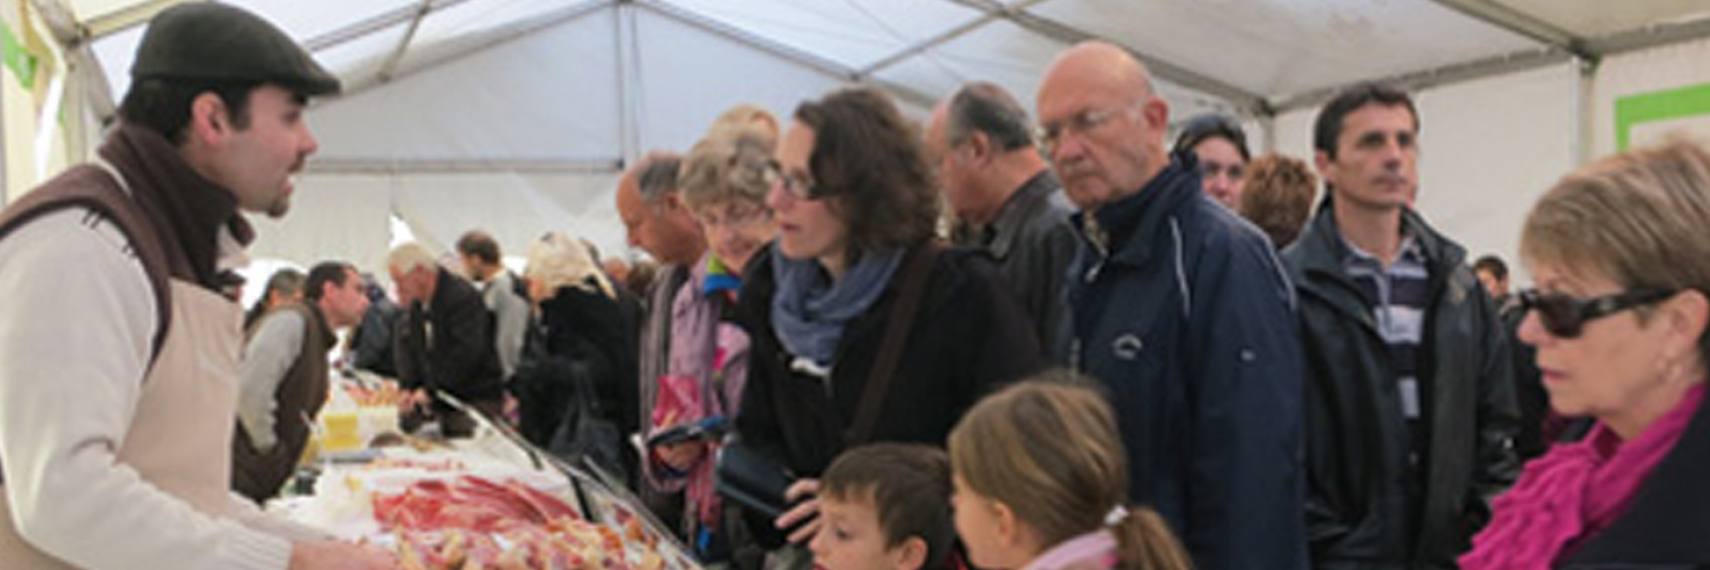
[811,495,917,570]
[952,475,1008,569]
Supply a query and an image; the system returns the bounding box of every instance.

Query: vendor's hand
[656,441,705,471]
[777,478,822,544]
[289,541,399,570]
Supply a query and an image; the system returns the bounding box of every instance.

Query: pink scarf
[1459,384,1705,570]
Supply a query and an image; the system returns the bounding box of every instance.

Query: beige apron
[0,280,247,569]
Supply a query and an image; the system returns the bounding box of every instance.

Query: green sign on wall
[1,20,37,89]
[1615,82,1710,152]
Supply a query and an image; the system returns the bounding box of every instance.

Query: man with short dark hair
[456,230,529,382]
[1036,41,1306,570]
[0,4,396,569]
[233,262,369,503]
[1282,83,1519,570]
[926,82,1077,359]
[1473,254,1512,309]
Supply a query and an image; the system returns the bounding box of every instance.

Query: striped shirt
[1342,234,1431,467]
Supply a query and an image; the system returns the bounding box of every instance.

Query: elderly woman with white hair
[510,231,636,478]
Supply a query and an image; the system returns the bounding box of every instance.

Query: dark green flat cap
[131,2,341,96]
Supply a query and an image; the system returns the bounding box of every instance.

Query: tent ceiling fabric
[28,0,1710,268]
[1493,0,1710,39]
[69,0,1710,120]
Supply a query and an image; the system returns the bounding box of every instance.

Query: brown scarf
[98,123,254,291]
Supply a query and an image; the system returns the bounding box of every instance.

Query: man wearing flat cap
[0,3,396,570]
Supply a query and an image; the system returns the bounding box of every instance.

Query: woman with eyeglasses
[733,87,1046,550]
[640,108,780,563]
[1460,140,1710,569]
[1172,114,1250,210]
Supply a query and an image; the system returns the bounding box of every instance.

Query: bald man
[1037,42,1306,570]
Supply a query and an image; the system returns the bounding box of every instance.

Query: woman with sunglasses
[1461,140,1710,569]
[733,87,1046,550]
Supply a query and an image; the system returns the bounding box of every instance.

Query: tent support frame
[634,0,940,110]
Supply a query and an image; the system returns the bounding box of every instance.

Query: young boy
[810,443,958,570]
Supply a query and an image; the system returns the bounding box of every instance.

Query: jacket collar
[1293,196,1465,278]
[1288,196,1467,322]
[986,169,1062,260]
[1070,151,1200,267]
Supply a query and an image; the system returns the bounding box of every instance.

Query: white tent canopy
[5,0,1710,280]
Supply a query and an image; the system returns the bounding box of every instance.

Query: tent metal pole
[855,14,997,78]
[1422,0,1590,60]
[616,0,640,165]
[1572,56,1595,166]
[1585,15,1710,57]
[633,0,940,110]
[1271,47,1573,114]
[329,0,612,100]
[375,0,433,83]
[304,0,481,53]
[935,0,1271,116]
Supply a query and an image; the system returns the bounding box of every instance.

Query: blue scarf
[770,245,905,369]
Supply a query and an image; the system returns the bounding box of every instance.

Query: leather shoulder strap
[0,165,174,366]
[847,240,942,444]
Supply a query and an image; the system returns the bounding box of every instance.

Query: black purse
[714,437,796,519]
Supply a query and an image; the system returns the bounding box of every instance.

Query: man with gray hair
[388,243,505,438]
[614,153,702,509]
[926,81,1077,360]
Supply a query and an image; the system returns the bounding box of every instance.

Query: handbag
[714,436,796,519]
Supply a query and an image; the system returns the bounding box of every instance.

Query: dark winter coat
[1282,199,1520,570]
[1067,152,1308,570]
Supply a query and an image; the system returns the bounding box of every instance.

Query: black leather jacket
[1282,200,1521,570]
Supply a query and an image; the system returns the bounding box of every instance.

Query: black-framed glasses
[1517,287,1677,338]
[765,159,819,200]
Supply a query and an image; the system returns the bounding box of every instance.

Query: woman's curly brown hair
[1238,153,1318,248]
[795,87,940,259]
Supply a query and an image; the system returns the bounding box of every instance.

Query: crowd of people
[2,4,1710,570]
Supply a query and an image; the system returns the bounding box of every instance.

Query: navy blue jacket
[1068,153,1307,570]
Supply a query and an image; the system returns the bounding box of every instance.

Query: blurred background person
[243,267,305,332]
[1237,153,1316,249]
[233,262,368,503]
[1172,114,1250,210]
[388,243,504,437]
[514,232,635,478]
[347,273,403,378]
[925,81,1076,361]
[457,230,531,385]
[1462,140,1710,569]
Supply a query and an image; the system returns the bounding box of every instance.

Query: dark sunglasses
[1516,287,1676,338]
